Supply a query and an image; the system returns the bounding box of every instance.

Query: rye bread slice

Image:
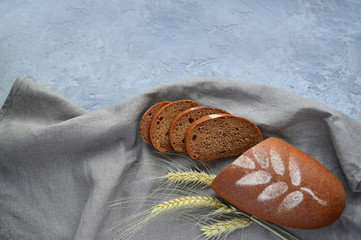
[150,100,200,152]
[185,114,263,161]
[169,106,230,153]
[140,101,171,144]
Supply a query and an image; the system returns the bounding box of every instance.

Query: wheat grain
[212,206,237,215]
[201,217,251,239]
[165,170,216,186]
[151,196,226,215]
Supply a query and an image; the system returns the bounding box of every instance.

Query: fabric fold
[0,77,360,240]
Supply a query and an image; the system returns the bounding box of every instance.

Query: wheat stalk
[105,153,299,240]
[151,196,253,240]
[151,196,226,215]
[165,170,216,186]
[201,217,252,239]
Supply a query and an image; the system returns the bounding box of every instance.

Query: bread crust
[139,101,171,144]
[149,100,199,152]
[211,137,346,229]
[185,114,263,161]
[169,106,229,153]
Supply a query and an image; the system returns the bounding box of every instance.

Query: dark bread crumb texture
[149,100,199,152]
[169,106,230,153]
[185,114,263,161]
[139,101,171,144]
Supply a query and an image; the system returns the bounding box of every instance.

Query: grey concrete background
[0,0,360,121]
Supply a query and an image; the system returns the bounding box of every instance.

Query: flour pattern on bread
[234,148,328,213]
[211,137,346,229]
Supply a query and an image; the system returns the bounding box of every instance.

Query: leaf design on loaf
[234,147,328,212]
[233,155,256,169]
[289,155,301,186]
[236,170,272,186]
[300,187,327,206]
[257,182,288,201]
[252,148,269,168]
[270,149,284,176]
[278,191,303,211]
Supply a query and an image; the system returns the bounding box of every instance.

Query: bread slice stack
[140,100,263,161]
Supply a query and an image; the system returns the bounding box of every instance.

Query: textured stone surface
[0,0,360,121]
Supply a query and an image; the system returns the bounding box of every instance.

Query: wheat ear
[165,170,216,186]
[201,217,251,239]
[151,196,226,215]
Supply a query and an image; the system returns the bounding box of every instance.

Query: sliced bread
[140,101,171,144]
[185,114,263,161]
[169,106,230,153]
[150,100,200,152]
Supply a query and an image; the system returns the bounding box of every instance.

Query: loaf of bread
[169,106,229,153]
[149,100,200,152]
[139,101,171,144]
[185,114,263,161]
[211,137,346,229]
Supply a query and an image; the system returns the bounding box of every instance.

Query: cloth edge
[0,76,28,122]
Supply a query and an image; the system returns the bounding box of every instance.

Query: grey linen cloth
[1,76,360,240]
